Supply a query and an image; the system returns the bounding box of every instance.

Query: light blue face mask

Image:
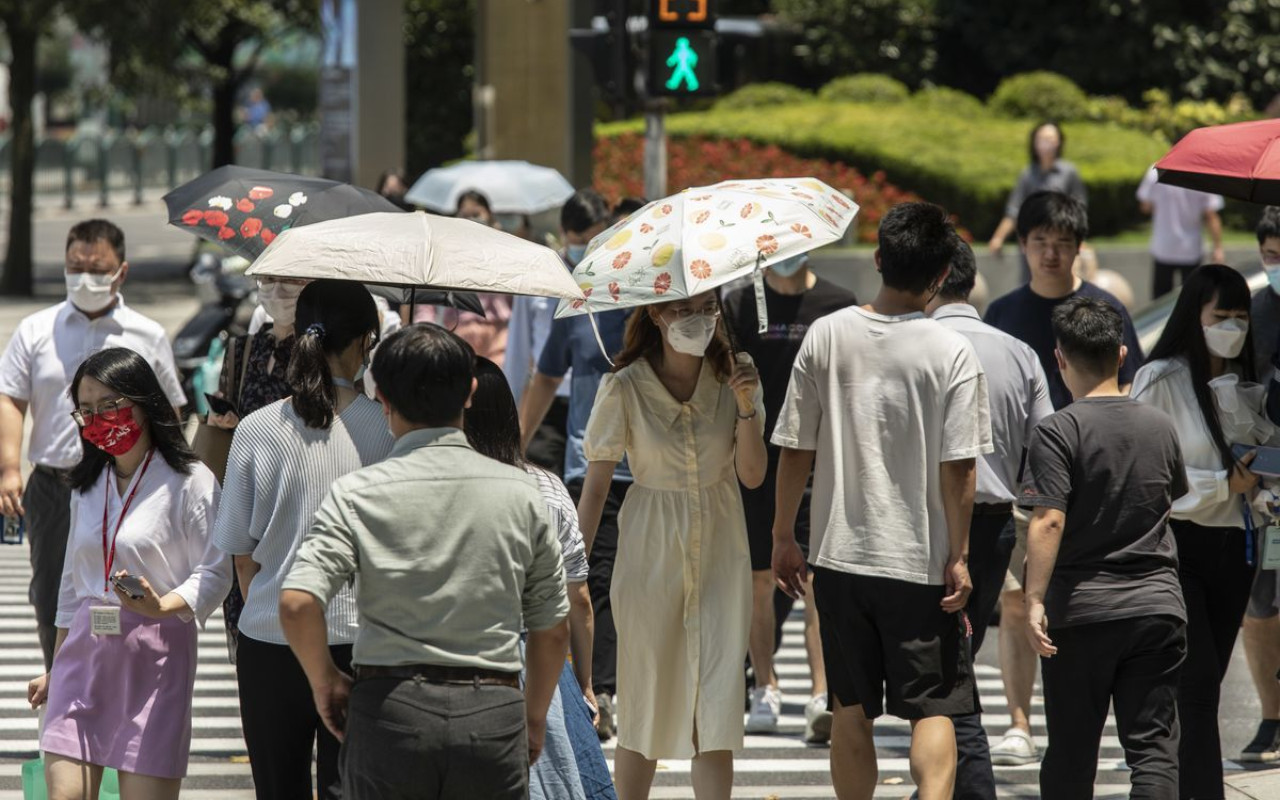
[1267,265,1280,295]
[566,244,588,267]
[769,255,807,278]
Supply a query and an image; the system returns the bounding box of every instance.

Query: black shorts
[812,566,977,720]
[742,449,811,572]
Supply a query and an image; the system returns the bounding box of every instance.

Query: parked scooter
[172,249,257,415]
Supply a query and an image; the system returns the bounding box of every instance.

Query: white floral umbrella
[553,178,858,329]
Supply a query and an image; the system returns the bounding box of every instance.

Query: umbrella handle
[716,289,740,359]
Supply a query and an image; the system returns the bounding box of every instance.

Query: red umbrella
[1156,119,1280,204]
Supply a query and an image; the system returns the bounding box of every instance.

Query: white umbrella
[405,160,576,215]
[246,211,585,302]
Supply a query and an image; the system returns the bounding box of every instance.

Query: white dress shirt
[56,455,231,628]
[0,298,186,469]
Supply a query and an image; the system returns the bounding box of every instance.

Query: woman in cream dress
[577,291,767,800]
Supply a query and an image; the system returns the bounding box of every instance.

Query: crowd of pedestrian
[1,168,1279,800]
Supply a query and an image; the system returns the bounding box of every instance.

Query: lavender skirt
[41,600,198,779]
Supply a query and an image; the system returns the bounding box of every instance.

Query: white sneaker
[990,727,1039,766]
[802,694,832,744]
[745,685,782,734]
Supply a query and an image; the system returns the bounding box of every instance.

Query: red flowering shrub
[594,133,966,243]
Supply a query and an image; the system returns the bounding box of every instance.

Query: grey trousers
[24,468,71,671]
[342,677,529,800]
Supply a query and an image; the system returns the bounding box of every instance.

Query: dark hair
[1257,206,1280,245]
[66,219,125,263]
[1148,264,1256,471]
[456,190,491,214]
[876,202,957,295]
[68,348,196,491]
[611,196,648,223]
[613,302,734,381]
[561,189,611,235]
[1028,121,1065,165]
[463,357,525,468]
[372,323,475,427]
[938,233,977,301]
[288,280,379,429]
[376,168,406,195]
[1016,190,1089,244]
[1052,296,1123,379]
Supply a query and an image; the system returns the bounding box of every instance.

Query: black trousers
[953,511,1015,800]
[525,396,569,480]
[24,467,71,671]
[236,633,354,800]
[1171,521,1256,799]
[1153,259,1200,300]
[1040,615,1186,800]
[568,477,630,695]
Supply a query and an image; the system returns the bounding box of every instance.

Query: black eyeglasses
[71,397,131,427]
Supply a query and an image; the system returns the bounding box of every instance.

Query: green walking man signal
[665,37,700,92]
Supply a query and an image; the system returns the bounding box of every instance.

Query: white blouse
[55,453,232,628]
[1131,357,1280,529]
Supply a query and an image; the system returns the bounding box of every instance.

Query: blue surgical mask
[770,255,807,278]
[1267,264,1280,295]
[566,244,588,267]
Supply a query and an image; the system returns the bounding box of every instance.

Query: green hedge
[598,101,1167,237]
[818,74,911,104]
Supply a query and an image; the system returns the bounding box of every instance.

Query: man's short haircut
[1052,296,1123,377]
[1016,191,1089,244]
[938,232,977,301]
[372,324,476,427]
[1257,206,1280,245]
[877,202,957,296]
[66,219,126,263]
[561,189,612,235]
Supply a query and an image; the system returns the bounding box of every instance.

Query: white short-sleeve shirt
[0,298,186,469]
[1136,166,1225,265]
[772,307,994,585]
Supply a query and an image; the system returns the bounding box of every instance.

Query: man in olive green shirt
[280,324,570,800]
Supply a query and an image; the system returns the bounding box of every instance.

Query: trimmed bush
[989,71,1090,121]
[911,86,984,115]
[818,74,911,104]
[715,82,814,111]
[596,102,1166,237]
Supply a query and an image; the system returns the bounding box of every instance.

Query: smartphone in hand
[111,574,146,600]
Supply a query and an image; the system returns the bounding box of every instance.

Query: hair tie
[305,323,326,340]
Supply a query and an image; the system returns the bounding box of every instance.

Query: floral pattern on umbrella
[557,177,858,318]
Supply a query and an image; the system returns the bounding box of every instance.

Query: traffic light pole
[644,101,668,201]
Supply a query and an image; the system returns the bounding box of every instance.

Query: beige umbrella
[246,210,585,302]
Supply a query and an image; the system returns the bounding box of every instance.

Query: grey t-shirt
[1019,397,1188,628]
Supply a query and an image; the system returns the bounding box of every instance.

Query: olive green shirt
[283,427,569,672]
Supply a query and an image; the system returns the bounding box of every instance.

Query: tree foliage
[403,0,475,177]
[774,0,938,88]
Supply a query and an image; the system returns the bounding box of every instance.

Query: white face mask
[1203,318,1249,359]
[65,269,121,314]
[661,313,718,357]
[1266,264,1280,295]
[257,281,305,328]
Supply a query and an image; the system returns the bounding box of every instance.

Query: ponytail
[286,280,379,429]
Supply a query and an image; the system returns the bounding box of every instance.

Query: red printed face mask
[81,406,143,456]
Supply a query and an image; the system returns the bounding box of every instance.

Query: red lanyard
[102,449,155,594]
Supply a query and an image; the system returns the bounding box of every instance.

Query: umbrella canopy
[554,178,858,322]
[1156,119,1280,204]
[164,166,402,261]
[246,211,586,303]
[405,160,575,215]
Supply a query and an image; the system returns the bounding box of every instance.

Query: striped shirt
[526,465,589,583]
[213,396,394,645]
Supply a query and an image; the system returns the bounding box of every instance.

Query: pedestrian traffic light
[647,0,718,98]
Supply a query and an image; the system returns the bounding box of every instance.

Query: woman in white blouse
[1131,264,1279,799]
[27,347,231,798]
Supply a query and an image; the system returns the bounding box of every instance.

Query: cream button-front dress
[584,356,764,760]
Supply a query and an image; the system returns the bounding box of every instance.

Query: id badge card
[90,605,121,636]
[1262,526,1280,571]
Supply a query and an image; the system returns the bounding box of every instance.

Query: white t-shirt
[0,298,186,469]
[772,307,993,585]
[56,455,231,628]
[1137,166,1224,265]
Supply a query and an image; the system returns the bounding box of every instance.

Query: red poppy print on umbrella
[204,210,229,228]
[240,218,263,239]
[689,259,713,279]
[248,186,274,200]
[181,210,203,226]
[653,272,672,295]
[217,226,236,240]
[261,229,276,246]
[236,198,255,213]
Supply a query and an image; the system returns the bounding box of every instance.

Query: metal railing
[0,123,321,209]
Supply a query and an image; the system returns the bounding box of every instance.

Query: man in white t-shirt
[0,219,185,668]
[772,202,993,800]
[1137,165,1225,299]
